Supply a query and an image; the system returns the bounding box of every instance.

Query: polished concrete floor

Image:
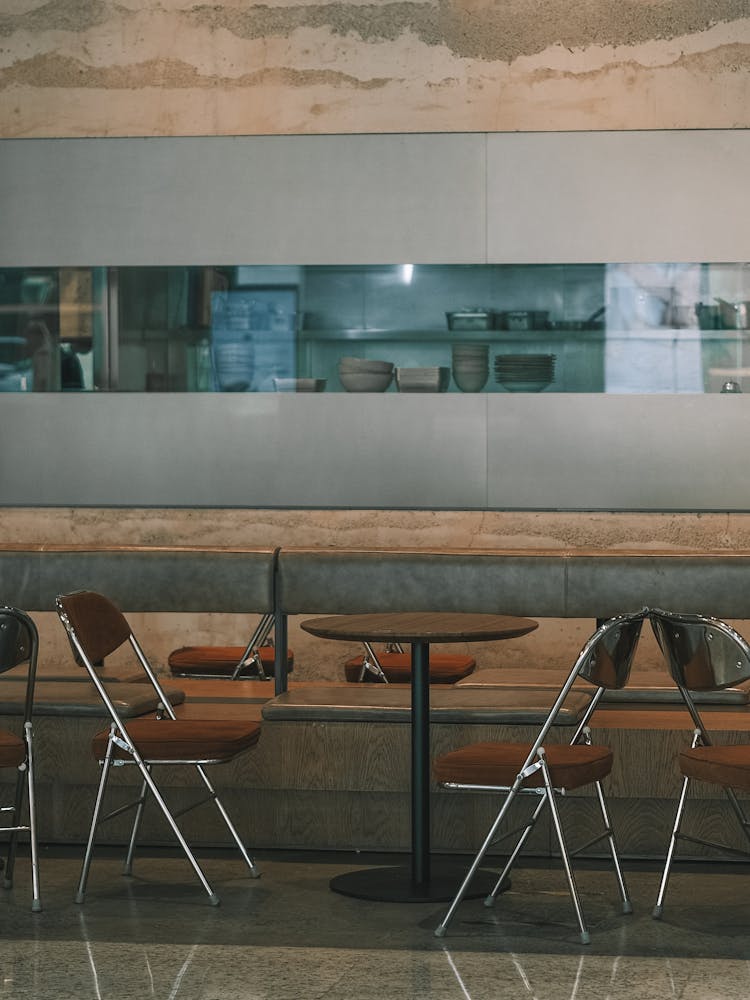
[1,846,750,999]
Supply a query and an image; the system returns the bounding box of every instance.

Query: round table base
[329,863,509,903]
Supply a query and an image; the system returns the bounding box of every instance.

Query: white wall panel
[486,393,750,510]
[0,134,486,267]
[0,394,488,508]
[2,130,750,510]
[487,130,750,263]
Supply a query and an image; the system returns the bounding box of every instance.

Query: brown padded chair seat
[433,740,613,791]
[344,652,475,684]
[169,645,294,678]
[679,746,750,792]
[0,729,26,768]
[92,718,262,762]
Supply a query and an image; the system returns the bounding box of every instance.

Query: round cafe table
[300,611,538,902]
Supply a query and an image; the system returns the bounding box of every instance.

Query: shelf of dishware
[295,325,750,394]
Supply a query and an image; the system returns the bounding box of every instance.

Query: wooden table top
[300,611,538,644]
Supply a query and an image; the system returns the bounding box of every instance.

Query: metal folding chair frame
[650,608,750,919]
[0,606,41,912]
[56,594,259,906]
[434,611,646,944]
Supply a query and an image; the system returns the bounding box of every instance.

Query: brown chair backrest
[0,606,39,725]
[56,591,131,666]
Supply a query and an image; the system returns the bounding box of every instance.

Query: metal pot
[695,303,722,330]
[446,309,493,331]
[495,310,550,331]
[716,297,750,330]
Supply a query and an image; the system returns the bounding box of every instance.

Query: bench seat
[454,668,750,705]
[0,679,186,717]
[261,685,592,726]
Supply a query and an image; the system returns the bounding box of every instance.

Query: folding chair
[650,608,750,919]
[344,641,476,684]
[433,610,646,944]
[168,612,294,681]
[56,590,261,905]
[0,606,41,912]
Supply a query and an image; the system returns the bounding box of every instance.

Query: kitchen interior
[2,261,750,396]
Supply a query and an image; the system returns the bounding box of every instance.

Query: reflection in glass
[1,263,750,393]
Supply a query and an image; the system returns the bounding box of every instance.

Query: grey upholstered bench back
[0,545,278,614]
[275,548,568,617]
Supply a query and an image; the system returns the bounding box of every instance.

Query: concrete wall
[1,1,748,137]
[2,6,750,671]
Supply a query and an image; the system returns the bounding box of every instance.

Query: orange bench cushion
[344,652,475,684]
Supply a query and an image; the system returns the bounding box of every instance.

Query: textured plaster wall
[1,0,749,137]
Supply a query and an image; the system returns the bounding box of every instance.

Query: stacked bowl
[395,366,451,392]
[494,353,556,392]
[338,357,394,392]
[451,342,489,393]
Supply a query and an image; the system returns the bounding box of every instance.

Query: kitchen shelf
[298,327,601,342]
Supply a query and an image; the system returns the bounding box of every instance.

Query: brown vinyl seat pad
[433,740,613,790]
[168,645,293,676]
[0,729,26,768]
[344,652,475,684]
[680,745,750,791]
[92,718,262,762]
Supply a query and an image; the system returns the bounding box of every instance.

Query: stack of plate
[338,357,394,392]
[213,341,254,392]
[494,354,556,392]
[451,343,489,393]
[395,366,451,393]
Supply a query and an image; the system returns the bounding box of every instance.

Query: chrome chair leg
[359,642,389,683]
[123,775,150,876]
[3,764,25,890]
[231,613,275,680]
[542,756,590,945]
[25,723,41,912]
[435,782,523,937]
[594,778,632,913]
[485,794,547,906]
[133,761,220,905]
[195,764,260,878]
[653,773,690,919]
[76,741,115,904]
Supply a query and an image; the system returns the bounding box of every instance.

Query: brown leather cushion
[0,729,26,768]
[433,741,613,790]
[92,718,262,762]
[344,652,475,684]
[680,745,750,791]
[168,645,293,677]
